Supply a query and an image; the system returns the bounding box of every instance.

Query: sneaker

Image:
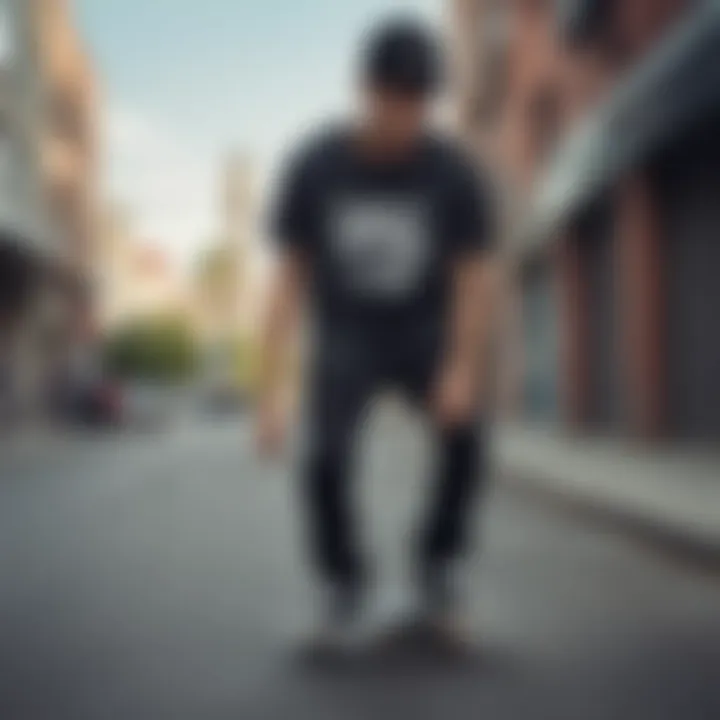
[419,560,476,656]
[420,559,460,614]
[301,580,367,661]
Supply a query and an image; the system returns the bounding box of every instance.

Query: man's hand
[255,394,289,458]
[432,360,478,429]
[255,251,307,458]
[435,252,494,428]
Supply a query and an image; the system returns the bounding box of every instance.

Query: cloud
[106,105,157,151]
[102,102,217,268]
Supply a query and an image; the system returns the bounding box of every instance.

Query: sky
[76,0,443,268]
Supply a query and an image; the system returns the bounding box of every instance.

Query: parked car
[122,382,176,430]
[65,376,124,427]
[204,382,251,416]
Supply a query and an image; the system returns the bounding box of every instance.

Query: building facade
[452,0,720,441]
[98,207,189,330]
[222,151,258,338]
[0,0,97,423]
[37,0,98,336]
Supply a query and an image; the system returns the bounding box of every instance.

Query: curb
[500,465,720,575]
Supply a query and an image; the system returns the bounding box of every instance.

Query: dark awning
[0,237,43,315]
[555,0,609,45]
[527,0,720,250]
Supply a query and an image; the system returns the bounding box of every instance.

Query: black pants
[302,322,487,587]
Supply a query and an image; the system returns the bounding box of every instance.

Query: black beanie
[362,18,443,96]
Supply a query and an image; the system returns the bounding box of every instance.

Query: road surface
[1,416,719,719]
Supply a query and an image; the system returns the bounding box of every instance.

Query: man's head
[359,18,443,153]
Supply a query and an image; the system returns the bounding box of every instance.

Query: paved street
[1,415,719,720]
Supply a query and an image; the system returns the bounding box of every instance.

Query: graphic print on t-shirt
[329,196,431,300]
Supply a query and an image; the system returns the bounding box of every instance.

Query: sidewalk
[496,423,720,562]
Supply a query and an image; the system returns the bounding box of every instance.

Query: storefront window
[522,262,560,422]
[529,86,562,167]
[0,125,12,214]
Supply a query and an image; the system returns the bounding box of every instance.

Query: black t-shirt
[271,127,494,330]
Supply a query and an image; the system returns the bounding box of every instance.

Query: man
[257,17,496,650]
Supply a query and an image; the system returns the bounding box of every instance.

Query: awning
[555,0,609,45]
[527,0,720,250]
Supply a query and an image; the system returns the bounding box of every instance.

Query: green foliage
[104,315,199,382]
[194,242,238,311]
[196,243,235,284]
[200,335,259,395]
[233,336,259,392]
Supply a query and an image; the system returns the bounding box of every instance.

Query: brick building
[452,0,720,441]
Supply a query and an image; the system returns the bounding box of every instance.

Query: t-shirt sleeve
[268,147,317,254]
[445,154,496,257]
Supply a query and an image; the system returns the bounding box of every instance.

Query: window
[0,1,14,66]
[556,0,612,47]
[472,50,508,126]
[52,88,86,148]
[472,0,511,126]
[482,0,511,51]
[0,122,13,213]
[529,86,562,165]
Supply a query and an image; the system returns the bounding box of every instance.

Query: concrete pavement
[1,415,719,719]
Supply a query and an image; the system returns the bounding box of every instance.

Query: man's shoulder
[286,122,351,175]
[426,134,496,204]
[425,134,484,175]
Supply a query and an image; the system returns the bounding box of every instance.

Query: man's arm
[434,251,496,427]
[256,250,308,455]
[447,253,495,370]
[257,138,317,455]
[432,147,498,427]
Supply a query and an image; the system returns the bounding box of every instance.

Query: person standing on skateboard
[257,17,496,650]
